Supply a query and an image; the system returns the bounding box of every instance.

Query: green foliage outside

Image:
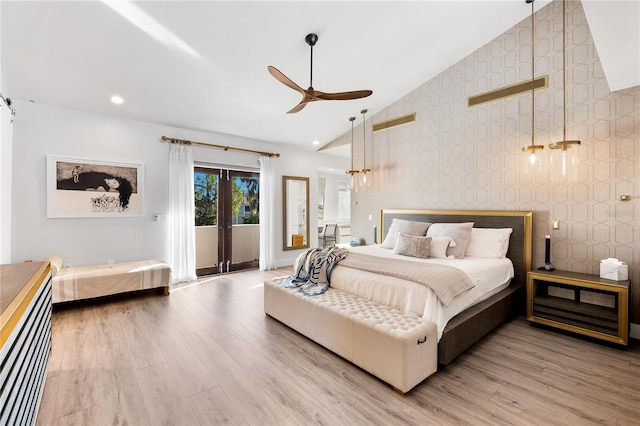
[240,177,260,224]
[194,172,217,226]
[242,213,259,224]
[194,173,259,226]
[231,178,243,218]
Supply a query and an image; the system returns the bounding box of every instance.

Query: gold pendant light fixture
[345,108,373,190]
[522,0,544,173]
[549,0,581,181]
[360,109,371,187]
[346,116,360,191]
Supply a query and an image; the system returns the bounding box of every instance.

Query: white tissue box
[599,261,628,281]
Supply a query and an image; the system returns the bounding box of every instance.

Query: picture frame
[47,154,144,218]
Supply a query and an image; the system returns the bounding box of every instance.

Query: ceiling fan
[268,33,373,114]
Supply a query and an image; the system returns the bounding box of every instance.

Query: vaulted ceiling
[2,1,637,155]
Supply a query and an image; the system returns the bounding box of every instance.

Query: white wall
[0,1,14,264]
[0,101,12,264]
[10,101,346,269]
[318,172,349,226]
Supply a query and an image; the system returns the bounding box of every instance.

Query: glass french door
[194,167,260,276]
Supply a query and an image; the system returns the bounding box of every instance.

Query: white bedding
[330,245,514,340]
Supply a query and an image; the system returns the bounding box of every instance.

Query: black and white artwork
[47,155,144,218]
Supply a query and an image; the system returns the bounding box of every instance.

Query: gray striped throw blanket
[285,247,348,296]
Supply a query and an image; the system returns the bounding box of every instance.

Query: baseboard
[630,323,640,340]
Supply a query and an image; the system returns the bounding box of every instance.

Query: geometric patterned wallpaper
[335,0,640,323]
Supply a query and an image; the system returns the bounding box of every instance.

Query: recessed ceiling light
[110,95,124,104]
[312,140,320,145]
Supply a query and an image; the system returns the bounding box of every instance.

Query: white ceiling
[2,1,637,155]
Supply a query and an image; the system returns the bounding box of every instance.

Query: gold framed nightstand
[526,270,629,345]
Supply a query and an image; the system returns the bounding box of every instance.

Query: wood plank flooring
[37,267,640,425]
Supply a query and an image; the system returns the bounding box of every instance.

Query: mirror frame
[282,175,310,251]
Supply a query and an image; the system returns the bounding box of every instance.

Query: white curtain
[169,144,197,284]
[259,156,276,270]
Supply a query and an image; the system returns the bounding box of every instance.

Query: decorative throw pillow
[426,222,474,259]
[465,227,513,259]
[428,237,457,259]
[381,219,432,249]
[393,233,432,259]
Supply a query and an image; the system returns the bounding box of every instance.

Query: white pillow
[465,227,513,259]
[426,222,474,259]
[428,237,456,259]
[381,219,432,249]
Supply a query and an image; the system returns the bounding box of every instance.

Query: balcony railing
[195,224,260,269]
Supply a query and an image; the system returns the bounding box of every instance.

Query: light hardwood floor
[37,267,640,425]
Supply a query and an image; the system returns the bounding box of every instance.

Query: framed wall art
[47,155,144,218]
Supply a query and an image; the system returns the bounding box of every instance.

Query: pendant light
[345,116,360,191]
[549,0,581,181]
[522,0,544,173]
[360,109,371,187]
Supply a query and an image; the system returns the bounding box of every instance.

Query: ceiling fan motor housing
[305,33,318,47]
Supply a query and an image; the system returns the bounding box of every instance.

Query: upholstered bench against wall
[49,257,171,304]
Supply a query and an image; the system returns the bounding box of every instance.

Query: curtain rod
[1,93,16,124]
[0,93,11,108]
[161,136,280,158]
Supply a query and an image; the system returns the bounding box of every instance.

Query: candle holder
[538,235,555,271]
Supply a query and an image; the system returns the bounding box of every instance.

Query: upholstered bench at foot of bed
[51,260,171,304]
[264,278,438,394]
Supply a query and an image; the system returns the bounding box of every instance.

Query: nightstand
[526,270,629,345]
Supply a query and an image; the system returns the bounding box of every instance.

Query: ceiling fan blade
[315,90,373,101]
[267,66,304,94]
[271,34,373,113]
[287,101,308,114]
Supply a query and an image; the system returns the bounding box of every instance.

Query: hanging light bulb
[360,109,371,187]
[549,0,581,181]
[345,116,360,192]
[521,0,545,175]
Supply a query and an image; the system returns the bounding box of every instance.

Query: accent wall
[336,1,639,325]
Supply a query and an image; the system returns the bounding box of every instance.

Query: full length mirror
[283,176,310,251]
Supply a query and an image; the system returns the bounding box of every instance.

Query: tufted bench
[264,277,438,394]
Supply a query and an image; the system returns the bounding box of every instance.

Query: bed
[264,209,532,392]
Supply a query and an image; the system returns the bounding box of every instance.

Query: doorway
[194,167,260,276]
